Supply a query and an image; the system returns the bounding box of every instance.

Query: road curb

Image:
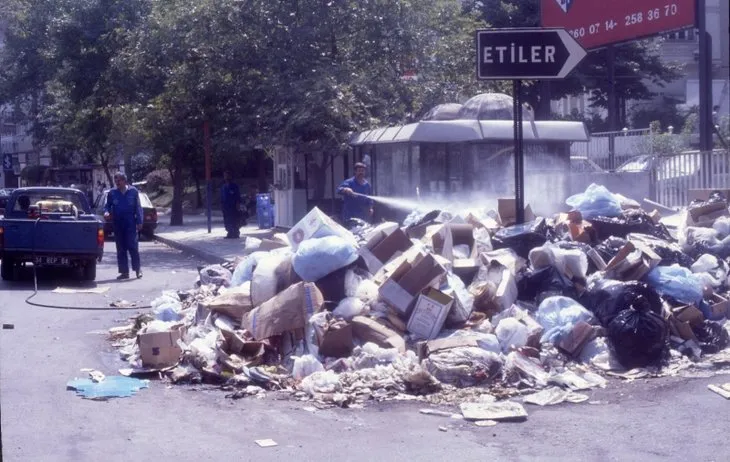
[152,234,228,265]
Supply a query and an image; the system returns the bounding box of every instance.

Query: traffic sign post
[476,28,587,224]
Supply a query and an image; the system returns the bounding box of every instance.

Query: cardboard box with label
[498,198,535,227]
[351,316,405,352]
[406,288,454,340]
[242,282,324,340]
[359,226,413,274]
[138,325,185,368]
[286,207,357,251]
[378,253,446,317]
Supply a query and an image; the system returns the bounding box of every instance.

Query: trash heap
[109,184,730,408]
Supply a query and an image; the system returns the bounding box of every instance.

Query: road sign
[476,29,587,80]
[3,154,12,171]
[541,0,695,50]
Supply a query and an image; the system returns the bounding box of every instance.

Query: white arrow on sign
[554,29,587,79]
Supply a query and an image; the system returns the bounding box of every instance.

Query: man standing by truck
[105,172,143,280]
[337,162,374,224]
[220,170,241,238]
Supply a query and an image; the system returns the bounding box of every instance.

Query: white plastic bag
[713,216,730,238]
[300,370,341,395]
[151,292,183,321]
[473,227,493,253]
[199,264,232,287]
[231,251,269,287]
[691,254,720,274]
[344,270,363,298]
[529,243,588,280]
[355,279,380,305]
[250,252,292,306]
[495,318,528,353]
[292,354,325,380]
[333,297,367,321]
[536,296,594,345]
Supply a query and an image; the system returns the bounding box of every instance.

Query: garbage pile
[109,184,730,407]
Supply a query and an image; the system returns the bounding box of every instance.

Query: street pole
[513,80,525,225]
[607,45,617,171]
[203,120,212,234]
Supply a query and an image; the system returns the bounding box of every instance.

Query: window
[13,192,85,214]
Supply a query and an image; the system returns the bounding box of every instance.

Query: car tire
[83,261,97,281]
[1,257,16,281]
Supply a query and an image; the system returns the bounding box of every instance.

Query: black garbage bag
[626,233,694,268]
[517,265,578,303]
[693,320,730,354]
[583,279,663,327]
[589,210,672,241]
[607,307,668,369]
[492,218,551,260]
[594,236,628,263]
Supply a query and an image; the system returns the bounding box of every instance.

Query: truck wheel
[1,258,16,281]
[83,261,97,281]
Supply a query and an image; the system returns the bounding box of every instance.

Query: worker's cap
[354,162,367,169]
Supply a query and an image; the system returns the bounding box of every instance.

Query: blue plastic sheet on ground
[67,376,148,400]
[645,264,704,305]
[565,184,622,220]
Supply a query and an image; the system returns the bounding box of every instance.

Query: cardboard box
[359,227,413,274]
[138,326,185,368]
[648,210,662,225]
[605,241,661,281]
[421,336,479,358]
[689,200,728,222]
[258,238,289,252]
[407,288,454,340]
[707,294,730,319]
[666,311,698,341]
[318,320,354,358]
[378,253,446,317]
[586,248,607,271]
[351,316,405,352]
[202,284,254,323]
[558,321,596,357]
[672,304,705,327]
[242,282,324,340]
[694,208,730,227]
[286,207,356,251]
[498,198,535,227]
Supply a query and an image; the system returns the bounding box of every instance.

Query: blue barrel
[256,193,273,229]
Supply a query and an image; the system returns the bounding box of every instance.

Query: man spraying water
[337,162,374,224]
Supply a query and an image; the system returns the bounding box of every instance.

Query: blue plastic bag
[565,184,622,219]
[231,251,269,287]
[645,264,703,305]
[536,296,594,344]
[292,236,359,282]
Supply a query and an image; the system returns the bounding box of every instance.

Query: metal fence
[571,128,654,170]
[653,149,730,207]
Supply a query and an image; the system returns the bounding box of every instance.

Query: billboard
[541,0,696,49]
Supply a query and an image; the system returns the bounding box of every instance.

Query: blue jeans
[114,221,140,274]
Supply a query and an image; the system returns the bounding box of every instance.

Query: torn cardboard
[605,241,661,281]
[351,316,406,352]
[558,321,597,357]
[498,198,535,227]
[202,284,254,323]
[318,320,354,358]
[359,227,413,274]
[242,282,324,340]
[379,253,446,317]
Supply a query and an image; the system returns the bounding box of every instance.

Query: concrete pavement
[153,211,277,264]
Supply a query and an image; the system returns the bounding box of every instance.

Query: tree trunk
[170,154,184,226]
[99,152,114,186]
[193,167,203,208]
[257,150,268,192]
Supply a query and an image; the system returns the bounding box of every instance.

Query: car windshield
[13,192,85,214]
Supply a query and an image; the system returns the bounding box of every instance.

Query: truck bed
[1,217,102,256]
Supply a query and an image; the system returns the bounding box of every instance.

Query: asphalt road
[1,240,729,462]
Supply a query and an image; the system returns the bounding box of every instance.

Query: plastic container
[256,194,273,229]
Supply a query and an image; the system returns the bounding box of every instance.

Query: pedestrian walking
[104,172,143,280]
[220,170,241,238]
[337,162,374,225]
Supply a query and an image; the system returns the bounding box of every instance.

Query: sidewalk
[153,211,278,264]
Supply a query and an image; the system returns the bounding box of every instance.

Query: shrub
[146,169,172,193]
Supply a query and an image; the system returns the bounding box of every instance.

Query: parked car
[0,187,104,281]
[0,188,15,217]
[93,189,158,239]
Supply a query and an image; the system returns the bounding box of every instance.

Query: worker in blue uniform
[220,170,242,238]
[337,162,374,224]
[104,172,143,280]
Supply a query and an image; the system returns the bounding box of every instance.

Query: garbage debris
[102,192,730,408]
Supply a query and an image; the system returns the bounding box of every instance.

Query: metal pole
[698,0,713,153]
[203,120,212,234]
[514,80,525,224]
[607,45,617,171]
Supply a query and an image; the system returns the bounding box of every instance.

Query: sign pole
[513,79,525,225]
[203,120,212,234]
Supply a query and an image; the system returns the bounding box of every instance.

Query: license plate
[33,256,71,266]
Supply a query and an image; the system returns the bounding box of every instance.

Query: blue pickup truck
[0,187,104,281]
